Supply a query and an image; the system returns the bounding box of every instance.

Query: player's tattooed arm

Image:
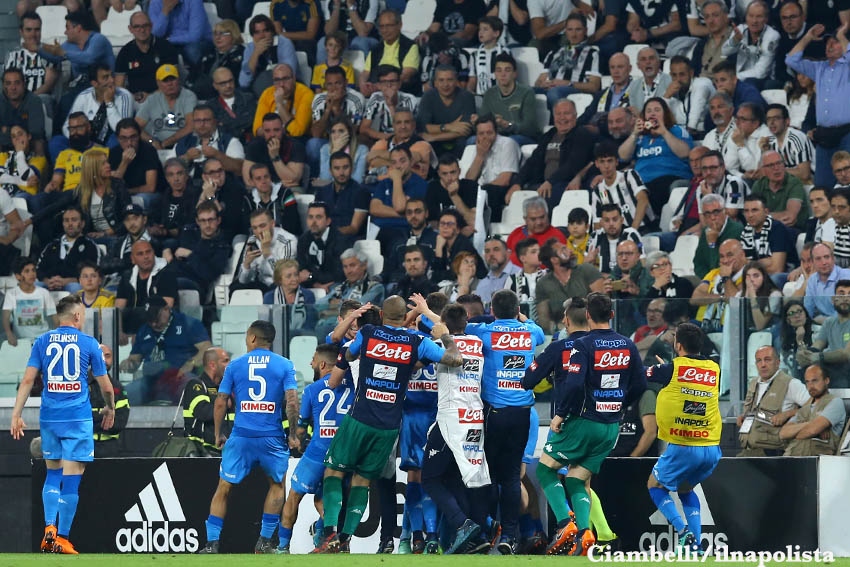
[433,323,463,367]
[285,389,300,448]
[214,393,229,447]
[93,374,116,430]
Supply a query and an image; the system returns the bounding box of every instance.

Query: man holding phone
[234,209,297,293]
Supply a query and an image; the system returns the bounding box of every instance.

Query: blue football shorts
[41,420,94,462]
[653,444,722,491]
[523,408,540,464]
[220,435,290,484]
[400,408,436,471]
[290,455,326,495]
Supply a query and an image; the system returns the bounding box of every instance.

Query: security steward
[90,344,130,457]
[737,346,809,456]
[183,347,232,455]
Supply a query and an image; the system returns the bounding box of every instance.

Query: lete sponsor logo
[491,332,532,351]
[240,401,275,413]
[456,338,484,356]
[594,349,631,370]
[46,381,82,393]
[458,408,483,423]
[365,338,412,363]
[676,366,718,387]
[115,463,199,553]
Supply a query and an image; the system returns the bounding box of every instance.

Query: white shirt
[62,86,134,138]
[527,0,573,25]
[185,128,246,165]
[1,285,56,339]
[722,24,780,80]
[723,123,771,175]
[703,119,739,173]
[754,371,810,412]
[236,226,297,287]
[478,135,520,186]
[665,76,715,132]
[0,188,15,237]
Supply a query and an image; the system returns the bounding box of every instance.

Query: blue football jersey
[220,348,298,437]
[27,326,107,422]
[404,330,438,411]
[300,373,354,461]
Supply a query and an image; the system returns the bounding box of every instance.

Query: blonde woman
[76,150,130,239]
[192,19,246,99]
[263,259,316,329]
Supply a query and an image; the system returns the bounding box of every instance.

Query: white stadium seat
[623,43,648,78]
[747,331,773,380]
[534,94,550,129]
[311,288,327,300]
[567,93,593,118]
[512,47,545,90]
[458,143,475,178]
[401,0,436,39]
[295,51,311,85]
[295,194,315,230]
[491,190,538,236]
[660,185,689,233]
[0,339,33,388]
[244,2,271,37]
[12,197,32,256]
[354,239,384,278]
[290,335,318,391]
[50,290,70,303]
[551,191,593,227]
[36,5,68,45]
[101,6,142,49]
[229,289,263,306]
[669,234,699,277]
[761,89,787,106]
[203,3,221,28]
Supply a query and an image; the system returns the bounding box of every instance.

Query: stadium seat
[295,193,315,229]
[354,239,384,277]
[643,234,660,256]
[101,6,142,49]
[520,144,536,167]
[0,383,18,397]
[551,190,593,226]
[343,50,366,83]
[36,5,68,45]
[534,94,550,128]
[229,289,264,305]
[157,148,176,166]
[623,44,648,78]
[213,241,245,307]
[401,0,436,39]
[660,184,689,232]
[746,331,773,379]
[243,2,271,37]
[117,339,136,384]
[50,290,70,303]
[177,289,202,320]
[311,288,327,300]
[458,143,475,178]
[796,231,805,258]
[490,189,538,236]
[0,339,33,386]
[11,197,32,256]
[761,89,787,106]
[600,75,612,89]
[289,335,318,391]
[567,93,593,118]
[473,186,489,252]
[669,234,699,277]
[203,3,221,28]
[295,51,311,86]
[512,47,545,90]
[0,276,17,291]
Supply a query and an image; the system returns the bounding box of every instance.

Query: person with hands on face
[425,153,476,236]
[307,66,365,174]
[645,250,694,299]
[0,123,47,210]
[239,14,297,94]
[693,193,745,279]
[728,102,770,179]
[360,65,419,143]
[175,104,245,180]
[196,157,251,239]
[253,63,314,139]
[244,113,307,192]
[588,204,644,274]
[235,208,298,292]
[108,118,162,211]
[317,117,368,184]
[464,114,520,206]
[432,208,486,282]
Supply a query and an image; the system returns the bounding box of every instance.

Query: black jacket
[519,126,597,187]
[30,179,131,234]
[89,375,130,441]
[384,226,438,283]
[169,224,233,292]
[190,44,246,100]
[430,234,487,282]
[296,227,347,284]
[391,274,438,299]
[36,235,100,280]
[208,89,257,142]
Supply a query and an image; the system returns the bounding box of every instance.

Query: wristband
[271,155,282,162]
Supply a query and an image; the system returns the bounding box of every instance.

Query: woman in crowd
[737,262,782,331]
[263,259,316,330]
[785,71,815,132]
[317,116,368,183]
[191,20,246,99]
[76,150,130,240]
[618,97,693,223]
[777,300,818,380]
[0,124,47,210]
[644,251,694,301]
[439,250,480,301]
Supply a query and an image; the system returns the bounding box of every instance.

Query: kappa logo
[429,449,438,458]
[115,463,199,552]
[641,486,728,553]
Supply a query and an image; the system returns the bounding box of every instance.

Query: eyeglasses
[834,165,850,175]
[273,76,293,83]
[786,309,804,317]
[703,208,724,216]
[214,78,235,86]
[118,134,139,142]
[646,308,664,314]
[651,262,671,269]
[213,31,232,37]
[763,161,784,168]
[439,220,457,226]
[131,23,152,30]
[205,168,225,175]
[736,115,757,122]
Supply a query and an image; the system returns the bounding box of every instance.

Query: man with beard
[243,112,306,193]
[101,204,161,276]
[391,245,438,299]
[426,154,477,235]
[701,92,739,173]
[781,364,847,454]
[195,157,251,240]
[235,208,297,293]
[163,200,232,296]
[366,109,434,177]
[109,118,162,211]
[175,103,245,180]
[315,152,370,243]
[831,189,850,268]
[663,56,714,139]
[762,103,814,185]
[360,65,420,144]
[476,236,520,305]
[45,113,104,193]
[252,63,314,138]
[182,347,232,455]
[535,238,604,333]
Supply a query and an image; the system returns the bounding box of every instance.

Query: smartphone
[610,279,627,291]
[246,242,259,253]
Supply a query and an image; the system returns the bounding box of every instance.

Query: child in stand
[2,256,57,346]
[566,207,592,265]
[311,32,355,93]
[467,16,508,96]
[590,140,653,232]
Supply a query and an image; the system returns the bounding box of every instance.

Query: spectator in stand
[535,238,605,332]
[135,64,197,150]
[315,251,385,335]
[244,163,302,235]
[797,284,850,388]
[606,239,651,335]
[625,0,683,48]
[296,202,347,291]
[586,0,626,67]
[253,63,314,138]
[426,153,477,235]
[737,261,782,330]
[750,150,810,231]
[701,92,739,172]
[476,236,520,305]
[722,0,780,90]
[244,112,307,194]
[466,16,507,96]
[360,10,421,97]
[360,65,419,144]
[763,103,814,185]
[147,159,197,246]
[504,237,546,319]
[726,102,770,179]
[239,15,298,96]
[804,187,836,247]
[101,204,160,277]
[270,0,321,63]
[694,193,745,279]
[35,205,100,293]
[665,146,709,247]
[0,124,46,210]
[740,194,795,279]
[786,72,815,132]
[208,68,256,142]
[431,208,486,281]
[663,55,715,139]
[480,53,539,146]
[804,243,850,323]
[505,195,567,266]
[693,0,732,80]
[507,99,597,209]
[315,151,370,242]
[632,297,667,360]
[535,13,601,109]
[417,65,476,158]
[115,239,178,335]
[775,0,824,85]
[682,0,731,41]
[115,12,180,104]
[528,0,584,58]
[0,68,45,154]
[2,257,56,345]
[263,259,317,326]
[163,200,231,295]
[618,97,694,220]
[149,0,213,67]
[418,31,472,92]
[785,241,815,297]
[591,140,652,232]
[365,109,434,177]
[76,261,115,310]
[175,103,245,181]
[834,152,850,190]
[307,66,366,175]
[369,146,427,253]
[320,0,379,61]
[109,119,163,212]
[197,157,251,240]
[390,244,438,299]
[485,0,531,46]
[235,209,298,293]
[626,48,672,113]
[419,0,485,49]
[710,58,766,109]
[439,250,482,300]
[44,114,104,211]
[645,250,694,299]
[189,20,246,100]
[464,115,520,210]
[786,23,850,187]
[780,364,848,451]
[4,12,58,100]
[565,207,592,264]
[578,53,632,131]
[777,299,818,380]
[382,198,438,283]
[587,203,643,273]
[691,238,746,330]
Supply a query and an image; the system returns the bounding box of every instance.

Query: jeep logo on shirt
[677,366,717,387]
[503,355,526,369]
[365,338,412,362]
[491,332,532,350]
[465,429,482,442]
[594,349,631,370]
[462,358,481,372]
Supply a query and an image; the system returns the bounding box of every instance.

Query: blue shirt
[130,311,209,370]
[239,37,298,89]
[300,373,354,461]
[787,44,850,127]
[41,32,115,77]
[805,265,850,319]
[149,0,213,46]
[404,330,438,411]
[370,173,427,229]
[632,124,693,183]
[219,348,298,437]
[28,326,107,422]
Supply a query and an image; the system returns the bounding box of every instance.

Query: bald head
[212,67,235,97]
[382,295,408,322]
[755,345,779,379]
[99,343,113,371]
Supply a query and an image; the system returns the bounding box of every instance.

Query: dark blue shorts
[400,408,436,471]
[220,435,290,484]
[41,420,94,462]
[653,444,722,491]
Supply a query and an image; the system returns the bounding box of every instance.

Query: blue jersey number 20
[45,343,81,382]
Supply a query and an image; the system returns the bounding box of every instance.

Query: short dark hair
[438,153,459,168]
[766,103,790,120]
[359,305,383,327]
[249,162,270,179]
[515,237,538,259]
[63,203,85,220]
[390,145,412,161]
[669,55,693,69]
[77,259,101,278]
[376,65,401,80]
[249,208,274,222]
[675,322,704,355]
[330,150,352,165]
[315,343,340,365]
[325,65,347,82]
[262,112,283,124]
[89,63,112,81]
[586,292,613,323]
[19,11,40,27]
[493,52,516,70]
[701,149,724,164]
[809,186,833,200]
[599,203,621,216]
[426,291,450,315]
[439,208,465,228]
[475,114,497,132]
[478,15,503,34]
[193,103,215,116]
[308,201,331,217]
[831,189,850,205]
[248,320,276,345]
[65,10,94,30]
[403,244,425,260]
[744,194,768,208]
[712,59,737,76]
[196,200,219,217]
[568,207,589,224]
[456,294,484,309]
[2,67,24,83]
[738,102,765,125]
[249,14,274,34]
[56,294,84,319]
[67,111,88,124]
[441,303,468,334]
[835,279,850,292]
[116,117,141,135]
[13,256,35,274]
[339,299,362,318]
[566,12,586,27]
[491,289,519,319]
[539,237,560,270]
[594,140,619,159]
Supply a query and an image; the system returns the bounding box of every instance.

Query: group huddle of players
[13,289,723,556]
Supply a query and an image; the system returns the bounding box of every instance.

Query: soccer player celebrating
[10,295,114,554]
[277,343,354,554]
[199,320,300,554]
[314,295,463,553]
[645,322,722,555]
[533,293,646,556]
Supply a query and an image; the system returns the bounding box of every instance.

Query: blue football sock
[519,514,536,539]
[678,491,701,542]
[57,474,81,538]
[42,468,63,527]
[406,482,424,533]
[206,514,224,543]
[278,526,293,548]
[422,493,438,534]
[534,517,544,533]
[649,488,685,533]
[261,513,279,538]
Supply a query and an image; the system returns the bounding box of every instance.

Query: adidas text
[115,521,199,553]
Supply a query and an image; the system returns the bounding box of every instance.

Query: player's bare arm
[10,367,39,439]
[286,389,300,447]
[214,392,229,447]
[93,374,116,431]
[433,323,463,367]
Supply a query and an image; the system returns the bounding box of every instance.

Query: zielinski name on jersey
[47,381,82,393]
[241,401,275,413]
[491,332,532,350]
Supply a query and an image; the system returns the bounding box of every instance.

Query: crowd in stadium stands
[1,0,850,407]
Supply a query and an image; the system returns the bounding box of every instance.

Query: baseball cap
[156,64,179,81]
[123,203,145,218]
